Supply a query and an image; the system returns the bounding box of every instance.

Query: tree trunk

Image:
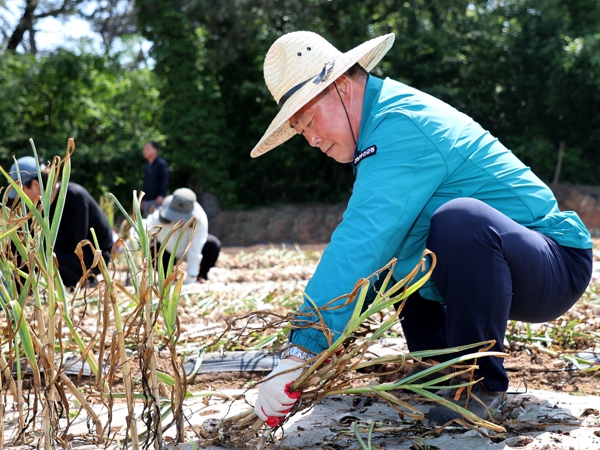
[6,0,40,52]
[29,28,38,54]
[552,141,565,184]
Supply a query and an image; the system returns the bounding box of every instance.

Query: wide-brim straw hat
[250,31,395,158]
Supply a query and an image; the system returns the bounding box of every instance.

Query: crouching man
[7,156,113,288]
[249,31,593,427]
[144,188,220,284]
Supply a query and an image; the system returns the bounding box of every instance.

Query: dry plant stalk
[200,251,507,448]
[0,138,85,449]
[0,361,3,450]
[0,140,191,449]
[102,189,195,448]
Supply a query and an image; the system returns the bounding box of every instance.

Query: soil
[176,351,600,393]
[189,371,261,390]
[108,347,585,393]
[67,241,600,397]
[505,350,600,394]
[79,343,599,396]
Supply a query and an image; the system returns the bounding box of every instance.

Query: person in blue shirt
[250,31,593,427]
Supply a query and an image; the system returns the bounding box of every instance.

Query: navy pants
[400,198,593,391]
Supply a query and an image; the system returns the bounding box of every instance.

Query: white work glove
[254,359,304,427]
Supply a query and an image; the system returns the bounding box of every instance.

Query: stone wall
[207,185,600,246]
[550,184,600,237]
[208,203,347,246]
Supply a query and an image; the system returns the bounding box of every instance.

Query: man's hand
[156,195,164,205]
[254,358,304,427]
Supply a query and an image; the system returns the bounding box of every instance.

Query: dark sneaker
[427,379,506,426]
[400,360,452,387]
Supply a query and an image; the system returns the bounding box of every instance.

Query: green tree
[0,49,162,203]
[4,0,599,211]
[137,0,234,205]
[471,0,600,184]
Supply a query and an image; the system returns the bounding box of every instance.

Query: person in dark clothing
[141,141,169,216]
[8,156,113,288]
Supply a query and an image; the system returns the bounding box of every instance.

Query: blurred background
[1,0,599,212]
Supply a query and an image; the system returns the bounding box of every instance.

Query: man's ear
[335,74,352,96]
[30,179,43,197]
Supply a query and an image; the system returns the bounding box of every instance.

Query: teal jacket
[290,75,592,355]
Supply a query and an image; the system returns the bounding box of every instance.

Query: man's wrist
[281,345,315,361]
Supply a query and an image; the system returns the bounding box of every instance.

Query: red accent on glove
[324,349,344,364]
[284,381,302,399]
[265,416,284,427]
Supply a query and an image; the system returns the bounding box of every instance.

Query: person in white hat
[251,31,593,427]
[142,188,220,283]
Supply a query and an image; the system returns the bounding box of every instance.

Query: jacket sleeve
[159,159,169,197]
[53,189,92,285]
[290,113,448,354]
[141,163,150,194]
[185,205,209,278]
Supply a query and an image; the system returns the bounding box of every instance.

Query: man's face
[22,179,41,202]
[143,143,158,161]
[289,85,356,163]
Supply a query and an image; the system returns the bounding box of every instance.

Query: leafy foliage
[1,0,600,208]
[0,49,162,202]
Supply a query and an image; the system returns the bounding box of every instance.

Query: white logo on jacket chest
[353,145,377,165]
